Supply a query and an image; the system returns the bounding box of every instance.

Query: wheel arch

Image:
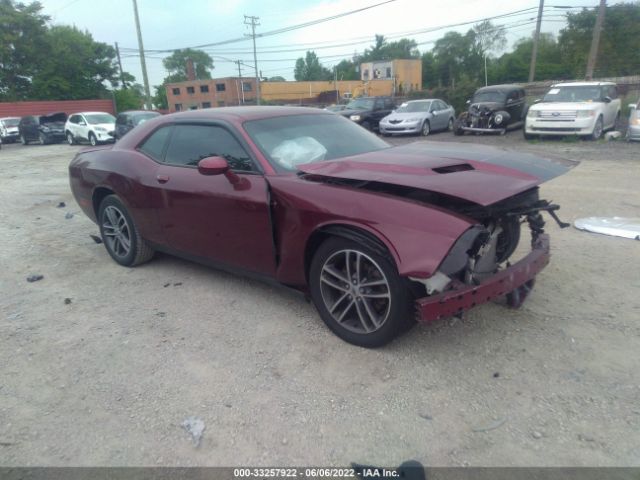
[92,186,116,218]
[304,223,397,282]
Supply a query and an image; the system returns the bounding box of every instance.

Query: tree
[334,59,359,80]
[114,85,144,111]
[360,35,419,62]
[431,31,479,87]
[30,25,119,100]
[0,0,50,100]
[473,21,507,58]
[294,51,332,81]
[558,2,640,78]
[153,84,168,110]
[162,48,214,81]
[267,76,286,82]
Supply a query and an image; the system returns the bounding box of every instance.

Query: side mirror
[533,98,541,104]
[79,121,86,126]
[466,99,471,105]
[198,156,229,176]
[604,96,612,103]
[507,98,513,104]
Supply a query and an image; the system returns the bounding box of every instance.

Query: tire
[309,237,414,348]
[89,132,97,146]
[98,195,154,267]
[38,133,47,145]
[66,132,75,145]
[589,116,603,140]
[361,121,371,131]
[20,135,28,145]
[447,117,454,132]
[453,121,465,136]
[421,120,430,137]
[523,130,536,140]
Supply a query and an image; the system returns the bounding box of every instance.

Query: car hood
[92,122,116,130]
[41,112,67,124]
[530,101,602,111]
[382,112,427,122]
[298,142,577,206]
[339,109,368,117]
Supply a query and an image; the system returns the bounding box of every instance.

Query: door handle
[156,174,170,184]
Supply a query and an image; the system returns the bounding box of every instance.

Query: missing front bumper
[415,234,550,322]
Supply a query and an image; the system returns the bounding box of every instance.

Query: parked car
[18,112,67,145]
[625,101,639,142]
[323,105,346,113]
[69,107,573,348]
[114,110,161,140]
[65,112,116,146]
[379,99,455,136]
[338,96,395,131]
[454,84,527,135]
[0,117,21,143]
[524,82,621,140]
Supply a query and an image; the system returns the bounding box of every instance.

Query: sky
[37,0,617,88]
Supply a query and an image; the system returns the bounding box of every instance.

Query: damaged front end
[413,188,568,321]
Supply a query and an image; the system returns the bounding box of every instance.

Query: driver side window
[164,125,256,172]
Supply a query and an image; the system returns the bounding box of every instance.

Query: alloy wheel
[102,205,132,259]
[319,249,391,334]
[422,121,430,136]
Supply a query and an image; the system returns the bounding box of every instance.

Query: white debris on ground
[574,216,640,240]
[181,416,205,447]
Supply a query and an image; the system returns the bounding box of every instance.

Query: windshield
[132,112,159,125]
[2,118,20,127]
[472,91,506,103]
[396,101,431,113]
[542,86,603,102]
[244,113,389,172]
[345,98,375,110]
[85,113,115,125]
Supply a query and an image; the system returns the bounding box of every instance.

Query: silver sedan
[627,102,640,141]
[379,99,455,136]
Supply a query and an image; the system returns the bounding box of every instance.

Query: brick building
[359,59,422,94]
[165,77,257,112]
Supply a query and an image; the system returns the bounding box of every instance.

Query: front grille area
[538,110,577,120]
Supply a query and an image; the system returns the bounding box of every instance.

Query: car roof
[166,106,329,122]
[405,99,438,102]
[71,111,113,116]
[120,110,159,115]
[475,84,523,93]
[551,81,616,87]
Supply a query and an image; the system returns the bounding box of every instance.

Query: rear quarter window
[138,126,172,162]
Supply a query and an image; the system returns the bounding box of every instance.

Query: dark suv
[454,84,527,135]
[338,96,395,131]
[19,112,67,145]
[114,110,161,140]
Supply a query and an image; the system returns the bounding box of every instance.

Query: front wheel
[309,237,414,348]
[98,195,154,267]
[361,121,371,131]
[590,116,603,140]
[89,133,97,146]
[453,120,465,136]
[66,132,75,145]
[20,135,28,145]
[38,133,47,145]
[421,120,430,136]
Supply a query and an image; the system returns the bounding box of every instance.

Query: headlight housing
[527,109,539,118]
[405,118,420,123]
[350,115,361,121]
[576,110,596,118]
[494,113,504,125]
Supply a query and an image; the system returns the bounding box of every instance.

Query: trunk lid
[298,141,577,206]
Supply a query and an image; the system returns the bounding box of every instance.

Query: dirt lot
[1,132,639,467]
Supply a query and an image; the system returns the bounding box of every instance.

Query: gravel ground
[0,131,639,467]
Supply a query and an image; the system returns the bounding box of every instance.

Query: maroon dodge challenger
[69,107,573,348]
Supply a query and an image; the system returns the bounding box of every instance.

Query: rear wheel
[98,195,154,267]
[309,237,414,348]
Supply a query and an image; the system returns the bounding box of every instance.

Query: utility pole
[244,15,261,105]
[528,0,544,83]
[115,42,126,89]
[334,66,339,104]
[132,0,152,110]
[585,0,606,80]
[235,60,244,105]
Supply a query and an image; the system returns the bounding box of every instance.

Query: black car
[18,112,67,145]
[338,96,395,131]
[454,85,527,135]
[114,110,161,140]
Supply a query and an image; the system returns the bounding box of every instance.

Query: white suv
[524,82,621,140]
[65,112,116,146]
